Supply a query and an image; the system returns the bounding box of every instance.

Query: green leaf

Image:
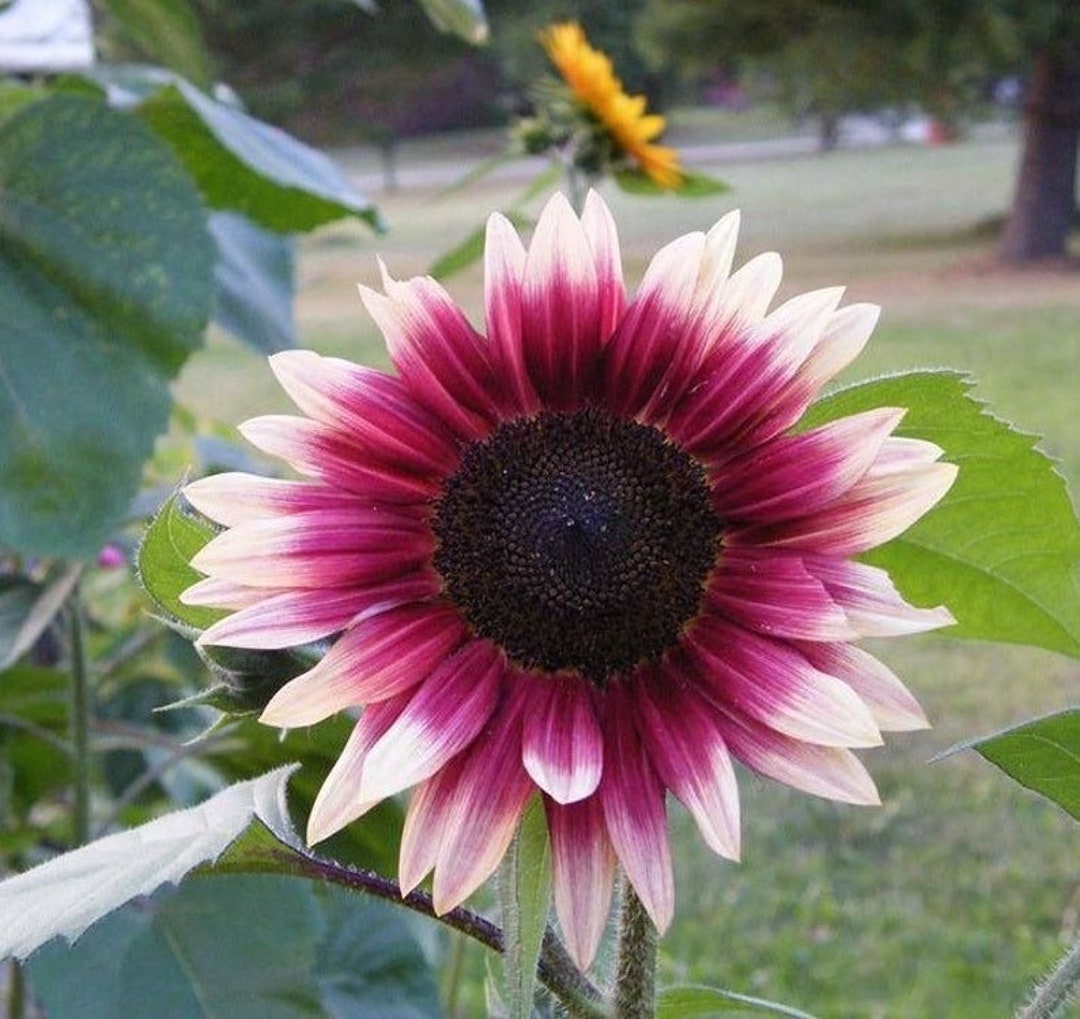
[0,565,81,670]
[313,885,442,1017]
[499,797,552,1019]
[95,0,213,88]
[416,0,489,44]
[0,765,299,960]
[614,168,730,197]
[210,211,296,352]
[138,492,221,631]
[136,79,382,233]
[656,984,820,1018]
[953,709,1080,821]
[0,94,214,559]
[27,877,440,1019]
[802,371,1080,658]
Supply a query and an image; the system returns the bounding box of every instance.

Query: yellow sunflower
[539,21,683,190]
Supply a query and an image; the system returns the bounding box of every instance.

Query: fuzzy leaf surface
[0,766,298,960]
[27,877,440,1019]
[0,95,213,558]
[137,80,381,233]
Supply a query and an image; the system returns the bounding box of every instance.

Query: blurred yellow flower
[539,21,683,190]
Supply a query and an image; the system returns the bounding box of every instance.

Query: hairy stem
[1018,936,1080,1019]
[278,851,606,1017]
[613,881,657,1019]
[68,587,92,846]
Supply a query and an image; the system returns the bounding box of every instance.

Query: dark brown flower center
[432,408,720,685]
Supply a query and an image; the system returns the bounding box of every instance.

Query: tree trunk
[999,43,1080,262]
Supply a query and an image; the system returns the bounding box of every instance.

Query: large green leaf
[0,766,299,960]
[0,95,213,559]
[27,877,440,1019]
[136,79,382,233]
[956,709,1080,821]
[802,371,1080,658]
[210,211,297,352]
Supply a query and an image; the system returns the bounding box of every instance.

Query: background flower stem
[68,584,92,847]
[1018,935,1080,1019]
[614,879,658,1019]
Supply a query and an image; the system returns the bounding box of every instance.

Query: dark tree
[999,38,1080,261]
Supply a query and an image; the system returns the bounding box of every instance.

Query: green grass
[174,126,1080,1017]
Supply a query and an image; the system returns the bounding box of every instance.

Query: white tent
[0,0,94,73]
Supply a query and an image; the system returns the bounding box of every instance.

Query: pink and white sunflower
[183,192,956,969]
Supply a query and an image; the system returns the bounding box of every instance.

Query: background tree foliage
[635,0,1079,260]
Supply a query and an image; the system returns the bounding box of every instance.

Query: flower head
[184,193,956,968]
[538,21,682,189]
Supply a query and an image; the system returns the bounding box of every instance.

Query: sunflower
[539,21,683,189]
[184,193,955,969]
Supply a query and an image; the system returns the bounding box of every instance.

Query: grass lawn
[175,124,1080,1017]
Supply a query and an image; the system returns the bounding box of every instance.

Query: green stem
[7,959,25,1019]
[1018,936,1080,1019]
[613,880,658,1019]
[68,586,92,846]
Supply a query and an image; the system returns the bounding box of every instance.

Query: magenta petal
[484,212,538,416]
[546,794,616,970]
[180,577,271,611]
[239,415,439,502]
[710,407,905,524]
[795,642,929,732]
[802,556,955,636]
[191,509,432,589]
[748,451,958,555]
[581,190,626,339]
[184,473,358,528]
[599,683,674,933]
[431,706,534,914]
[306,693,412,844]
[358,640,504,803]
[600,230,705,420]
[685,619,882,748]
[197,588,367,649]
[718,711,881,805]
[635,670,740,860]
[269,351,460,475]
[521,673,603,804]
[261,603,467,727]
[707,548,855,642]
[399,757,466,895]
[363,268,503,438]
[520,193,604,407]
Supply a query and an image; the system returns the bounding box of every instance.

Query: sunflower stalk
[613,881,657,1019]
[1017,935,1080,1019]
